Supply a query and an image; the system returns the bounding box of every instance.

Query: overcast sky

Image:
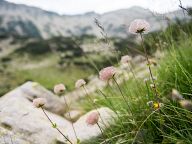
[5,0,192,15]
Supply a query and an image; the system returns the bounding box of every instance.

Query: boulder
[0,93,71,144]
[64,110,84,122]
[0,127,30,144]
[0,83,116,144]
[62,107,116,143]
[132,55,145,64]
[20,81,66,115]
[63,76,106,104]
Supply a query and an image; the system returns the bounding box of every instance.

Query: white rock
[19,81,66,115]
[0,83,116,144]
[64,110,83,122]
[0,127,30,144]
[0,93,71,144]
[62,107,116,143]
[132,55,145,64]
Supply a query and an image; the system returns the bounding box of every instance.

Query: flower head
[144,78,149,83]
[147,101,163,110]
[120,55,132,64]
[54,84,66,95]
[179,100,192,111]
[148,59,157,66]
[153,102,160,109]
[93,99,98,104]
[152,76,157,81]
[171,89,184,101]
[75,79,86,88]
[86,112,99,125]
[33,98,46,108]
[99,66,116,81]
[150,84,155,89]
[147,101,153,107]
[129,19,150,34]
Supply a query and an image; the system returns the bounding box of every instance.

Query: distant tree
[187,7,192,16]
[15,36,84,56]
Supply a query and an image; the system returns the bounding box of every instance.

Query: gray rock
[0,92,71,144]
[20,81,66,115]
[132,55,146,64]
[0,127,30,144]
[62,107,116,143]
[0,83,116,144]
[63,76,106,104]
[64,110,84,122]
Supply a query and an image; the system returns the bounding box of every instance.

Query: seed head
[99,66,116,81]
[120,55,132,64]
[54,84,66,95]
[75,79,86,88]
[86,112,99,125]
[129,19,150,34]
[33,98,46,108]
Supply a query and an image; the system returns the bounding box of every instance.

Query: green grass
[0,52,94,95]
[1,16,192,144]
[0,61,93,96]
[0,39,119,96]
[14,65,93,91]
[82,31,192,143]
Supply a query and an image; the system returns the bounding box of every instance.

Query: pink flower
[129,19,150,34]
[33,98,46,108]
[86,112,99,125]
[54,84,66,95]
[99,66,116,81]
[120,55,132,64]
[75,79,86,88]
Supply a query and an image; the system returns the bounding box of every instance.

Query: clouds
[5,0,192,15]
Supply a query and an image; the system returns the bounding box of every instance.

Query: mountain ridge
[0,0,189,39]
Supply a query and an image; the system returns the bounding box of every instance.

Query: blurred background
[0,0,192,96]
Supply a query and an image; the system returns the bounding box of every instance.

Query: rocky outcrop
[0,92,71,144]
[64,110,84,122]
[0,84,116,144]
[19,81,66,115]
[0,127,30,144]
[63,76,106,104]
[60,107,116,143]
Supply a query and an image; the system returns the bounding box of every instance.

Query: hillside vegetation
[1,1,192,143]
[81,19,192,143]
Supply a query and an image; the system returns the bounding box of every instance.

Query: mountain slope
[0,0,188,39]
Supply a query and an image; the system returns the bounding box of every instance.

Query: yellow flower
[153,102,160,109]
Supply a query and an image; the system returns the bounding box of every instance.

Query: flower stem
[97,89,126,133]
[96,122,107,144]
[41,107,73,144]
[128,63,143,93]
[112,77,133,114]
[140,33,159,100]
[63,96,78,142]
[132,110,157,144]
[179,0,185,17]
[83,86,114,142]
[83,86,107,126]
